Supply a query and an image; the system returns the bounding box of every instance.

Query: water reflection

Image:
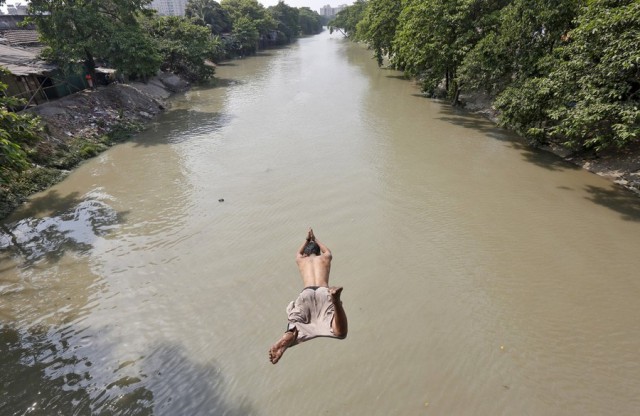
[0,189,125,264]
[0,325,253,415]
[0,325,117,416]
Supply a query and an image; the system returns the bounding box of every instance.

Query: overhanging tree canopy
[26,0,161,79]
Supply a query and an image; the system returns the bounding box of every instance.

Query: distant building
[5,3,29,15]
[319,4,347,18]
[149,0,187,16]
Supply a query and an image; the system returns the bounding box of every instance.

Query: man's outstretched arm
[314,238,332,259]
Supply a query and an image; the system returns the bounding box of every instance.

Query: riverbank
[460,91,640,196]
[0,72,189,220]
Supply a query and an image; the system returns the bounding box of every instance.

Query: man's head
[303,240,320,256]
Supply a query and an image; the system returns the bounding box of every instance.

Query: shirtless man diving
[268,228,348,364]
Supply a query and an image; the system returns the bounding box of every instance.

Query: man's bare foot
[269,330,296,364]
[329,286,343,303]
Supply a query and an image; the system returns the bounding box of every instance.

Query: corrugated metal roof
[0,43,55,76]
[2,30,39,46]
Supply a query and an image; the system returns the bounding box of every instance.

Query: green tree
[496,0,640,151]
[26,0,160,80]
[230,16,260,55]
[185,0,233,35]
[356,0,402,66]
[393,0,505,98]
[459,0,581,94]
[0,71,41,184]
[221,0,276,54]
[222,0,275,35]
[104,24,162,81]
[298,7,323,35]
[268,1,300,44]
[329,0,368,38]
[143,16,220,82]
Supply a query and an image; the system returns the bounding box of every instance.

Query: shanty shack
[0,19,90,109]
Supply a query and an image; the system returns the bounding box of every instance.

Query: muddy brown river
[2,30,640,415]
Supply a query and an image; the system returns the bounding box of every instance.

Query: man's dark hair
[303,240,320,256]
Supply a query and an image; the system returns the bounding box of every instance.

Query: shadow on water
[509,140,582,173]
[436,104,523,142]
[385,74,409,81]
[584,185,640,222]
[428,100,640,218]
[8,190,83,219]
[255,51,275,57]
[210,78,245,88]
[0,325,255,416]
[0,190,129,265]
[216,52,275,63]
[142,344,254,416]
[133,109,234,148]
[435,103,577,172]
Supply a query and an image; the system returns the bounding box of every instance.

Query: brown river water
[2,30,640,415]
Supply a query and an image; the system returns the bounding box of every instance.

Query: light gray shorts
[286,286,337,344]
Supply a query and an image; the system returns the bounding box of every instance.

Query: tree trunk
[451,86,461,106]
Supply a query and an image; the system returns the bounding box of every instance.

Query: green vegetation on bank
[330,0,640,153]
[0,70,41,186]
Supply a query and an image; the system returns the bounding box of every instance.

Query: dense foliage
[183,0,323,58]
[185,0,233,35]
[26,0,324,75]
[269,1,300,43]
[143,16,221,81]
[220,0,273,55]
[356,0,401,66]
[0,73,41,185]
[459,0,579,94]
[495,0,640,150]
[330,0,640,152]
[298,7,323,35]
[328,0,368,38]
[26,0,160,80]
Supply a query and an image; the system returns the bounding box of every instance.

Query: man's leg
[269,328,297,364]
[329,287,348,339]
